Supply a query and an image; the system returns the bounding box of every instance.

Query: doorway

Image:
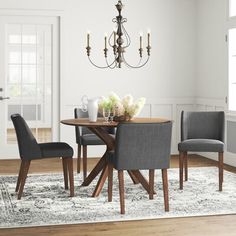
[0,15,60,158]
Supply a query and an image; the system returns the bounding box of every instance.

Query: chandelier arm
[121,24,131,48]
[87,57,111,69]
[122,54,150,69]
[137,57,143,66]
[108,31,115,48]
[108,31,118,56]
[105,57,117,69]
[106,59,117,69]
[112,18,117,23]
[121,18,127,23]
[121,53,143,67]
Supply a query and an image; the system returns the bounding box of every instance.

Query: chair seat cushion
[39,142,73,158]
[81,134,115,146]
[178,139,224,152]
[81,134,105,145]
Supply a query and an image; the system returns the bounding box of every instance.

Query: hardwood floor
[0,155,235,236]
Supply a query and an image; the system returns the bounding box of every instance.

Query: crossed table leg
[81,126,152,197]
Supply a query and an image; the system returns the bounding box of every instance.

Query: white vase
[81,95,100,122]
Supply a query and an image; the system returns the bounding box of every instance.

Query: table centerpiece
[98,92,146,122]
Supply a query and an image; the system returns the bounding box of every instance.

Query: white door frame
[0,9,64,159]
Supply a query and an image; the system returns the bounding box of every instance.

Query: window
[228,29,236,111]
[230,0,236,17]
[6,23,52,143]
[228,1,236,111]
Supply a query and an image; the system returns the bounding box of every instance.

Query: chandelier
[86,0,151,69]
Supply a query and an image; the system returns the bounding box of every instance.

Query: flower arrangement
[99,92,146,121]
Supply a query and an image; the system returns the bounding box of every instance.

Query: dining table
[61,117,170,197]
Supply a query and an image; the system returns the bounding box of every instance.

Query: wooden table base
[81,155,107,187]
[82,155,152,197]
[61,120,158,197]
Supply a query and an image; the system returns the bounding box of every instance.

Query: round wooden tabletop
[61,117,170,127]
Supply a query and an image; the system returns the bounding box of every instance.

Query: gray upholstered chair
[74,108,115,180]
[107,122,172,214]
[178,111,225,191]
[11,114,74,200]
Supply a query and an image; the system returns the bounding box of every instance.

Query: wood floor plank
[0,215,236,236]
[0,155,235,236]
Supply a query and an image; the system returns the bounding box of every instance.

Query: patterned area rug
[0,167,236,228]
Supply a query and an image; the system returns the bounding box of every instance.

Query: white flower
[122,94,133,110]
[114,101,123,116]
[125,104,136,117]
[99,92,145,118]
[98,97,112,113]
[108,91,121,102]
[133,97,146,116]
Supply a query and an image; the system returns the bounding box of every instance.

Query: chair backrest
[181,111,225,142]
[114,122,172,170]
[74,108,92,138]
[74,108,115,144]
[11,114,41,160]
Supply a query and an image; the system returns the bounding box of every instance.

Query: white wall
[196,0,228,100]
[0,0,196,159]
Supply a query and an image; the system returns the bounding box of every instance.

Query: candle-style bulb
[147,29,151,47]
[139,32,143,49]
[146,29,151,56]
[105,35,107,49]
[87,31,90,47]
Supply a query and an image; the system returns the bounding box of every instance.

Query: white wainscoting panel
[138,104,151,117]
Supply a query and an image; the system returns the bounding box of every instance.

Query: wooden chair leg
[67,158,74,197]
[17,160,31,200]
[77,144,81,173]
[83,145,87,181]
[15,160,24,192]
[184,152,188,181]
[62,158,69,190]
[162,169,169,212]
[179,151,184,190]
[118,170,125,214]
[149,169,154,200]
[108,162,113,202]
[218,152,224,192]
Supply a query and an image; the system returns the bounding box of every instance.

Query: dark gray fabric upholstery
[108,122,172,170]
[81,134,105,145]
[39,143,74,158]
[181,111,225,142]
[179,111,225,153]
[11,114,73,160]
[11,114,42,160]
[81,134,115,146]
[74,109,93,137]
[178,139,224,152]
[74,108,115,146]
